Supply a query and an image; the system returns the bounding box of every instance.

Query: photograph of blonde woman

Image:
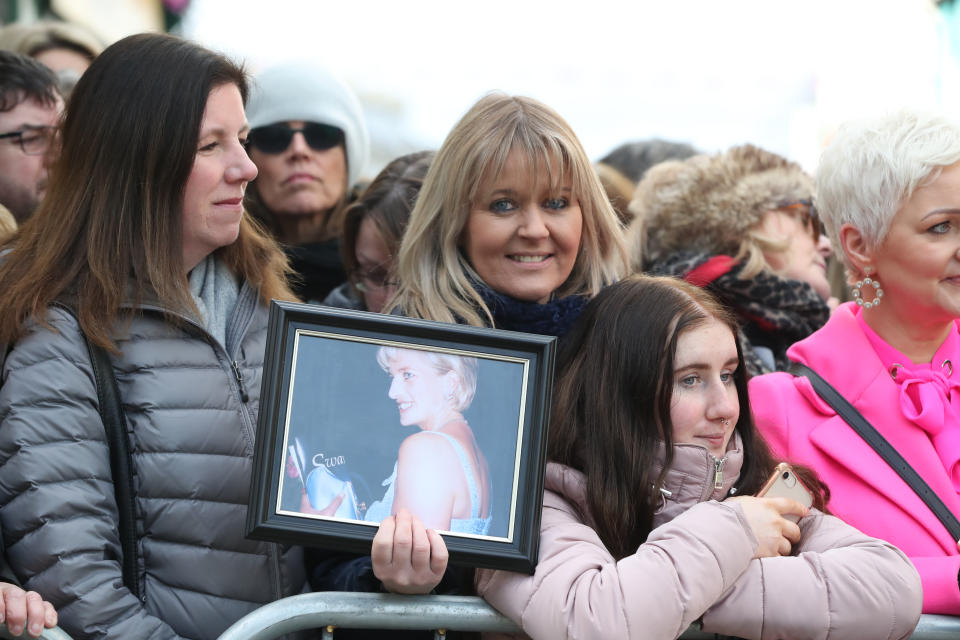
[276,331,521,542]
[364,347,492,535]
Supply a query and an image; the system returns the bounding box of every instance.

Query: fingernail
[30,622,41,636]
[9,625,22,636]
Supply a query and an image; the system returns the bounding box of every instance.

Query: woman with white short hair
[751,110,960,614]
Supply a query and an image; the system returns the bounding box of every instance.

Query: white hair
[816,110,960,268]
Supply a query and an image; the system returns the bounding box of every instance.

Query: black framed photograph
[247,301,556,573]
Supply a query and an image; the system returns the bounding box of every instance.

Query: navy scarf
[476,285,588,338]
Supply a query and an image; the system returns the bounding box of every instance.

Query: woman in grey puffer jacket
[478,275,922,640]
[0,34,305,639]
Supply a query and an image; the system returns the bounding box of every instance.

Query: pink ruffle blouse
[857,310,960,492]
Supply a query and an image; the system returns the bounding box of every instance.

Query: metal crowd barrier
[0,591,948,640]
[0,594,953,640]
[217,593,517,640]
[215,592,960,640]
[0,626,71,640]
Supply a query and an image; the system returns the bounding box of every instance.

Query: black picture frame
[247,301,556,573]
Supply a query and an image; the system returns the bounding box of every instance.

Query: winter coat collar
[107,270,259,357]
[543,433,745,530]
[651,434,745,528]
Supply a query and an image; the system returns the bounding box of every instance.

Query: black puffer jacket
[0,282,306,640]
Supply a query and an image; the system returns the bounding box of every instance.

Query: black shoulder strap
[54,302,141,598]
[790,361,960,542]
[0,347,18,586]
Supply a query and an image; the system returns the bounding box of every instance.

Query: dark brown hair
[549,274,827,559]
[0,33,294,350]
[341,150,433,292]
[0,49,60,111]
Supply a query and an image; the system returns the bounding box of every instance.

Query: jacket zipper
[713,455,726,490]
[231,360,249,403]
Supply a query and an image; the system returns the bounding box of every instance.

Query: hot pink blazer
[750,302,960,614]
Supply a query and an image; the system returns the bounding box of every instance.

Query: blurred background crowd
[7,0,960,176]
[0,1,960,639]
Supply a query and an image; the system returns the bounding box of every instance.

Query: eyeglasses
[0,126,56,155]
[352,264,398,293]
[778,199,823,243]
[246,122,344,154]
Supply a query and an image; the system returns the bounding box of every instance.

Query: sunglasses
[246,122,344,154]
[778,199,823,243]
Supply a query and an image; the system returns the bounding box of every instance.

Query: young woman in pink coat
[750,110,960,614]
[477,275,921,640]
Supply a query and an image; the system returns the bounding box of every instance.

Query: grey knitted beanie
[246,61,370,187]
[631,144,814,262]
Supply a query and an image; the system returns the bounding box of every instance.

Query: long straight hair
[387,93,628,326]
[549,275,827,559]
[0,33,294,350]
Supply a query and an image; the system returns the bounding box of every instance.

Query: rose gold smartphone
[757,462,813,523]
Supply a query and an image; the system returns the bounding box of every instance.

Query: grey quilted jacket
[0,282,306,640]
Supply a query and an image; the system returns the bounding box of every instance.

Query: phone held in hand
[757,462,813,523]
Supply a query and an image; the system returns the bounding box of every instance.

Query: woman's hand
[725,496,807,558]
[372,509,448,594]
[0,583,57,637]
[299,490,344,516]
[289,455,347,516]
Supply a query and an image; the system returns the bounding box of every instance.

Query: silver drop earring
[852,272,883,308]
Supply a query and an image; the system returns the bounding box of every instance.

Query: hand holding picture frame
[246,301,555,573]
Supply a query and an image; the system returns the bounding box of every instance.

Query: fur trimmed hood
[629,144,814,265]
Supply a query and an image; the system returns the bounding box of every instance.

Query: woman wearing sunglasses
[628,144,836,376]
[245,61,370,302]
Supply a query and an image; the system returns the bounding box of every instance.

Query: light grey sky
[180,0,957,177]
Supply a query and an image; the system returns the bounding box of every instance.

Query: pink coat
[750,301,960,614]
[476,436,921,639]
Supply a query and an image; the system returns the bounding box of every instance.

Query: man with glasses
[0,48,63,639]
[0,51,63,223]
